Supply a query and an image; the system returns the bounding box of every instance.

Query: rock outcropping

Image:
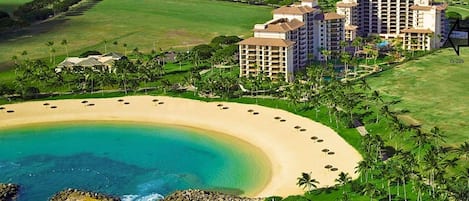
[49,188,121,201]
[0,183,19,201]
[162,189,264,201]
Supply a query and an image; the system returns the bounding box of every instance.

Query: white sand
[0,96,362,197]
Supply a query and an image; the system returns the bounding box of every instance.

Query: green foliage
[281,195,310,201]
[447,11,463,19]
[264,196,283,201]
[210,35,242,46]
[192,44,215,60]
[0,83,16,96]
[22,86,40,99]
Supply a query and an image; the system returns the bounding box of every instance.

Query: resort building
[238,0,345,82]
[336,0,447,50]
[336,0,359,41]
[55,53,122,73]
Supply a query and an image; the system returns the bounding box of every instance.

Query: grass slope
[0,0,272,67]
[367,48,469,145]
[0,0,31,13]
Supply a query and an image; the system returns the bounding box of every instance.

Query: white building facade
[336,0,447,50]
[239,0,345,82]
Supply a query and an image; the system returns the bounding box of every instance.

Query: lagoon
[0,122,269,200]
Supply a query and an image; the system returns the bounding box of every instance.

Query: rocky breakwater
[0,183,19,201]
[162,189,264,201]
[49,188,121,201]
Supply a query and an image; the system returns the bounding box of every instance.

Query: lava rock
[0,183,20,201]
[49,188,120,201]
[162,189,264,201]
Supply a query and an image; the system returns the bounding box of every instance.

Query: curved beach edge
[0,95,362,197]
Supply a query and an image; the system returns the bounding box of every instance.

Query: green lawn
[367,48,469,145]
[448,6,469,17]
[0,0,272,68]
[0,0,31,13]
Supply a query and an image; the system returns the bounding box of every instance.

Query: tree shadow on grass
[0,0,103,43]
[0,18,70,43]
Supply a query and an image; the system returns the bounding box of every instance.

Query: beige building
[314,13,346,60]
[336,0,447,50]
[239,38,295,81]
[239,0,345,82]
[402,2,447,50]
[336,0,359,41]
[55,53,122,73]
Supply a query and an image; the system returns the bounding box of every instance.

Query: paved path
[356,126,369,136]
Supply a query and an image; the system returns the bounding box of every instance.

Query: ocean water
[0,122,269,201]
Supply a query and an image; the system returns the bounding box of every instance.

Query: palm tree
[340,52,351,75]
[21,50,28,59]
[61,39,69,57]
[371,49,379,65]
[11,55,18,65]
[410,38,418,58]
[51,48,57,66]
[103,40,108,53]
[340,40,348,52]
[412,175,428,201]
[113,41,118,51]
[321,48,332,65]
[356,158,373,183]
[45,41,54,63]
[123,43,128,56]
[352,36,362,56]
[370,90,383,122]
[457,168,469,189]
[410,128,430,163]
[361,183,381,201]
[455,141,469,161]
[429,126,446,146]
[335,172,352,195]
[296,172,320,191]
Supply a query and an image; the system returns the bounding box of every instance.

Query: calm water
[0,122,269,201]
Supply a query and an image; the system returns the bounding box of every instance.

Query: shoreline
[0,120,272,196]
[0,95,362,197]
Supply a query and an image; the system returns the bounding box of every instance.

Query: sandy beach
[0,96,362,197]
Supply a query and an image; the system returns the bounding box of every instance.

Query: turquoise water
[0,122,269,201]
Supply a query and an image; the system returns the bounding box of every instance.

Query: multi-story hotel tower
[336,0,447,50]
[238,0,345,82]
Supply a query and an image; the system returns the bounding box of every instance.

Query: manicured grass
[0,0,31,13]
[367,48,469,145]
[448,6,469,17]
[0,0,272,67]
